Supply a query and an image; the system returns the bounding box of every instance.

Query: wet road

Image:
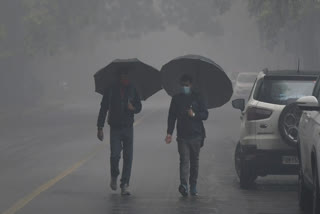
[0,92,303,214]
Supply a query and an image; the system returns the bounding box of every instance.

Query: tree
[247,0,320,69]
[0,0,233,59]
[160,0,232,37]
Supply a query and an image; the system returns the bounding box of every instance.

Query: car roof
[263,70,320,77]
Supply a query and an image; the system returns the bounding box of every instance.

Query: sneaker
[178,184,188,197]
[121,185,131,196]
[110,177,117,191]
[190,185,198,196]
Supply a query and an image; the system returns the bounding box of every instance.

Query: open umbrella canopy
[94,58,162,100]
[161,55,233,109]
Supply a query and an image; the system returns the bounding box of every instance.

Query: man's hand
[165,134,172,144]
[187,108,195,118]
[97,128,104,141]
[128,101,135,111]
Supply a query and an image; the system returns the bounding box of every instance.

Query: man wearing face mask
[165,74,208,197]
[97,70,142,196]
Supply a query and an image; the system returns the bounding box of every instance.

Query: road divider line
[1,109,158,214]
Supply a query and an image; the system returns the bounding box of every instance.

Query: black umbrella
[161,55,233,109]
[94,58,162,100]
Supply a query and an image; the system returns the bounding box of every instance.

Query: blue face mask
[182,86,191,95]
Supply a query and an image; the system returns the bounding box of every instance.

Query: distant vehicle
[233,72,257,98]
[58,80,69,91]
[232,70,318,189]
[227,71,239,86]
[297,75,320,213]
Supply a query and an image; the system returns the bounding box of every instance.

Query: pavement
[0,91,304,214]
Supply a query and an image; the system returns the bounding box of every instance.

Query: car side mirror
[297,96,320,111]
[232,99,245,111]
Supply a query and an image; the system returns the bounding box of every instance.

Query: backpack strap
[191,92,207,139]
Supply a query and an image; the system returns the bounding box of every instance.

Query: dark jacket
[167,91,208,139]
[97,84,142,128]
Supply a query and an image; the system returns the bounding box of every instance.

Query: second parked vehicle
[296,74,320,213]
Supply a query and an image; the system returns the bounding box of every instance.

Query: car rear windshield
[254,76,317,105]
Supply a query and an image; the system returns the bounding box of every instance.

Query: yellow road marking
[2,145,102,214]
[1,110,157,214]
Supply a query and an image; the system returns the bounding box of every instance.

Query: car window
[316,90,320,102]
[254,78,316,105]
[312,77,320,101]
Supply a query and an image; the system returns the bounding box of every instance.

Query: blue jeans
[110,126,133,188]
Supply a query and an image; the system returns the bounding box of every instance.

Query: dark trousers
[177,136,202,187]
[110,126,133,188]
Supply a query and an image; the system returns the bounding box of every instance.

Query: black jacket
[167,92,208,139]
[97,84,142,128]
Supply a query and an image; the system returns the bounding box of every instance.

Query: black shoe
[110,177,117,191]
[178,184,188,197]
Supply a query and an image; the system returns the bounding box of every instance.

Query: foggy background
[1,1,320,213]
[0,0,319,114]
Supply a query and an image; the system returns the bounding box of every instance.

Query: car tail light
[247,107,272,121]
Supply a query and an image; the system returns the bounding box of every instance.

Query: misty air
[1,1,320,214]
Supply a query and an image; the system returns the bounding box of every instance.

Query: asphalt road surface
[0,92,303,214]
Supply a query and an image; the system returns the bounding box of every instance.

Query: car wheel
[313,165,320,214]
[234,142,257,189]
[278,102,302,148]
[235,143,242,177]
[299,167,312,211]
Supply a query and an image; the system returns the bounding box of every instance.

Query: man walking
[97,70,142,196]
[165,74,208,196]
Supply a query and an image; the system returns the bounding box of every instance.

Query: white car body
[233,70,318,188]
[240,72,292,151]
[298,93,320,211]
[299,96,320,185]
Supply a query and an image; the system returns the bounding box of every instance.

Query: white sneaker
[121,185,131,196]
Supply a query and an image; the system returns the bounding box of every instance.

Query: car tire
[235,142,257,189]
[299,167,312,211]
[278,102,302,148]
[313,164,320,214]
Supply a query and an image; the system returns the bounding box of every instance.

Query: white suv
[232,70,318,189]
